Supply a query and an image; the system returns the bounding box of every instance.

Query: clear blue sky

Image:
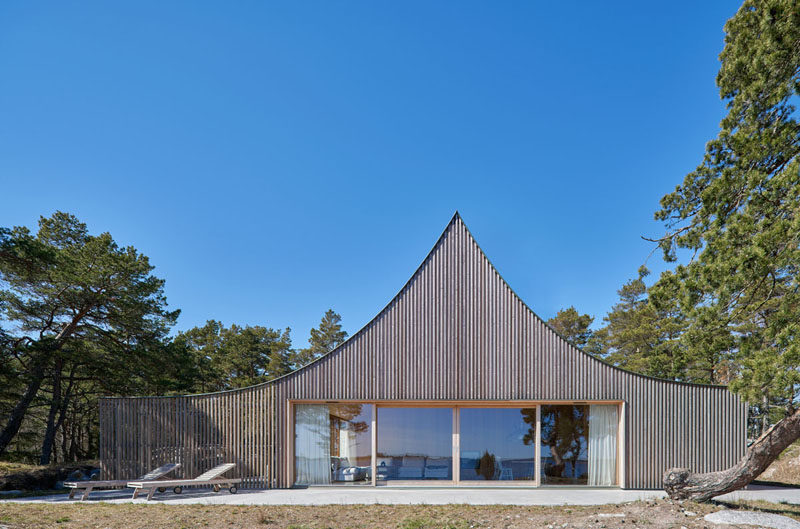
[0,1,740,346]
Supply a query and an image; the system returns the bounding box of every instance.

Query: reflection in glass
[540,405,589,485]
[294,403,372,485]
[459,408,536,481]
[377,407,452,480]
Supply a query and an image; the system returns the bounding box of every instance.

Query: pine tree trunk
[0,360,46,456]
[664,408,800,501]
[41,364,75,465]
[0,310,88,457]
[40,360,63,465]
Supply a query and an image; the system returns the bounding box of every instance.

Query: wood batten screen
[98,385,277,488]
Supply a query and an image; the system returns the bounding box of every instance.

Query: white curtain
[295,404,331,484]
[588,405,618,486]
[339,426,356,466]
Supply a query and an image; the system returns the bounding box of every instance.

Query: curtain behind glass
[588,405,618,486]
[339,427,356,465]
[295,404,331,484]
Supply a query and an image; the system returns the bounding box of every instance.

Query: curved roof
[273,211,725,391]
[115,212,727,400]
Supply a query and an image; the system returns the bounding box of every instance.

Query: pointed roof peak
[446,210,463,227]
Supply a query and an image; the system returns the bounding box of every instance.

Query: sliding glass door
[377,407,452,481]
[294,402,619,487]
[540,404,618,486]
[295,403,373,485]
[459,407,537,482]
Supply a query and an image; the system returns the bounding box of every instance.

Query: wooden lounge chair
[64,463,180,501]
[127,463,241,500]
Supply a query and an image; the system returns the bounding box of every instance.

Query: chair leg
[146,487,156,501]
[81,487,91,501]
[132,488,140,499]
[68,489,76,500]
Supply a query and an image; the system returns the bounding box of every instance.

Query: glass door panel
[294,403,373,485]
[459,407,537,481]
[540,404,589,485]
[377,407,453,481]
[539,404,619,486]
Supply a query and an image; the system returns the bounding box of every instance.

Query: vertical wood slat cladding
[98,388,276,488]
[99,214,747,489]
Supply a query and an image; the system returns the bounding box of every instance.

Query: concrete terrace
[3,484,799,506]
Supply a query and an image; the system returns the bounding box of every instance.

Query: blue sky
[0,1,740,346]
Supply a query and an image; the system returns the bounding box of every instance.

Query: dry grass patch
[0,462,98,493]
[757,440,800,487]
[0,499,735,529]
[0,463,44,477]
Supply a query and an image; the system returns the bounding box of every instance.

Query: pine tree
[292,309,347,368]
[593,267,690,382]
[546,307,594,350]
[651,0,800,500]
[0,212,182,463]
[176,321,293,391]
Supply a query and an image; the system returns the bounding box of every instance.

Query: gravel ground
[705,509,800,529]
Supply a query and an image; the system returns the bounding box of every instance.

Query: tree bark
[0,359,46,456]
[0,308,89,457]
[664,407,800,502]
[40,359,63,465]
[40,362,76,464]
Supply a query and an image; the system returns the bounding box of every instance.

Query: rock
[67,470,85,481]
[705,510,800,529]
[683,511,697,517]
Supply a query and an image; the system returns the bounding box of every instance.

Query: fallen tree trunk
[663,407,800,502]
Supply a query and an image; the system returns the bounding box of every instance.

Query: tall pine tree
[650,0,800,500]
[292,309,347,368]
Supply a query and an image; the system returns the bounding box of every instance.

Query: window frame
[288,400,624,488]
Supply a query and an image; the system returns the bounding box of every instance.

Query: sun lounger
[127,463,241,500]
[64,463,180,501]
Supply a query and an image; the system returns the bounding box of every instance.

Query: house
[99,213,746,489]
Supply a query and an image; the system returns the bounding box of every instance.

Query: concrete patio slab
[0,487,667,506]
[2,484,797,506]
[717,484,800,505]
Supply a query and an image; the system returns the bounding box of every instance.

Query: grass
[0,462,45,477]
[0,460,98,493]
[0,499,734,529]
[756,440,800,487]
[398,518,471,529]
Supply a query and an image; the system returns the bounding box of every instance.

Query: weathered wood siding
[99,385,277,488]
[100,213,747,489]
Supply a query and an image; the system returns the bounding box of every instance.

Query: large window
[294,402,619,487]
[459,408,537,481]
[540,404,589,485]
[295,403,372,485]
[377,407,452,481]
[540,404,618,486]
